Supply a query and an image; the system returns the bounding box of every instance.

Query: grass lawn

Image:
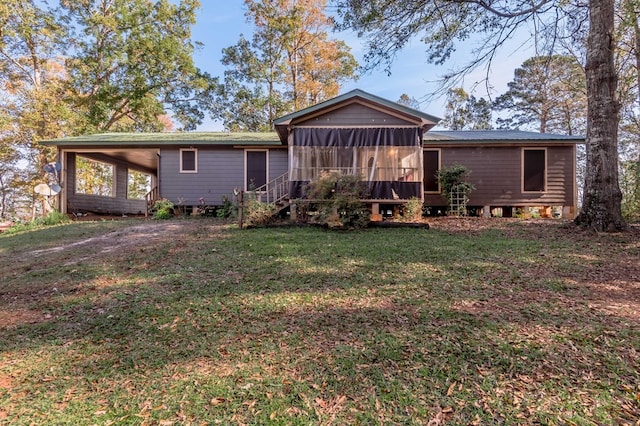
[0,218,638,425]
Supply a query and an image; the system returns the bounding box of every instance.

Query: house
[41,89,583,219]
[422,130,582,218]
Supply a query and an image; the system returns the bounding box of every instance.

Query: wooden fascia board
[292,124,422,129]
[56,147,160,153]
[232,145,287,149]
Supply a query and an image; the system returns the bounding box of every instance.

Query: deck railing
[291,167,419,182]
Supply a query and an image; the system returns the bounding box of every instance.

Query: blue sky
[190,1,536,130]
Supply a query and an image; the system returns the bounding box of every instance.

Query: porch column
[290,203,297,221]
[562,206,575,219]
[370,202,382,222]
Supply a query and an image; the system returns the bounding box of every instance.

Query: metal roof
[40,128,584,149]
[40,132,282,147]
[423,130,584,144]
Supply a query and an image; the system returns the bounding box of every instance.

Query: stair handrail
[249,172,289,204]
[144,185,160,216]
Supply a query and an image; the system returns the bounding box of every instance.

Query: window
[127,169,151,200]
[246,150,268,190]
[75,155,114,196]
[423,149,440,192]
[180,148,197,173]
[523,148,546,192]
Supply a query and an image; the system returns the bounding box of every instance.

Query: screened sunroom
[288,127,423,200]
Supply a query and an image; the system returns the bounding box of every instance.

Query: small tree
[436,165,475,216]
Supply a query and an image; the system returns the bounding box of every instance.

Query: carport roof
[40,132,282,147]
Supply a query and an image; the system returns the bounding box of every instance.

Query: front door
[245,150,268,190]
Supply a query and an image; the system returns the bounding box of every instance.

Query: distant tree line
[2,0,639,227]
[0,0,358,219]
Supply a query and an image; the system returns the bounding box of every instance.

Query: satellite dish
[43,162,62,174]
[34,183,54,196]
[50,184,61,195]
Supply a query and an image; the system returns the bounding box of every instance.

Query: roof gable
[274,89,441,142]
[294,101,420,127]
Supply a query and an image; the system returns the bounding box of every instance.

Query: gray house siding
[269,149,288,179]
[159,147,288,206]
[423,145,575,207]
[65,152,147,215]
[296,103,416,127]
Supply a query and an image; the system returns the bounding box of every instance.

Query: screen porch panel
[289,127,423,199]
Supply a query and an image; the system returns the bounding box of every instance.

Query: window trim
[522,147,547,193]
[244,149,269,191]
[180,148,198,173]
[423,148,441,194]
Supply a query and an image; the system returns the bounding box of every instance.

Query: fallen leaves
[313,394,348,423]
[1,219,639,424]
[427,406,454,426]
[210,397,226,405]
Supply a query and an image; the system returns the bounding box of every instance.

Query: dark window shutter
[524,150,545,191]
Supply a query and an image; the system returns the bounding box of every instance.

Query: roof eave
[422,140,585,147]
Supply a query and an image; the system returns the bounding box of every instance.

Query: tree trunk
[575,0,625,231]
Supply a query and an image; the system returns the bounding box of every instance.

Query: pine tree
[494,55,587,135]
[443,88,492,130]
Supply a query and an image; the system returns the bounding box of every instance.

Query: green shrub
[40,210,70,226]
[437,165,475,216]
[152,198,174,220]
[154,209,173,220]
[216,195,236,219]
[401,197,423,222]
[3,210,70,234]
[305,172,370,229]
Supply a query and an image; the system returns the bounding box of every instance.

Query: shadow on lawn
[2,220,639,342]
[2,281,638,422]
[1,220,639,422]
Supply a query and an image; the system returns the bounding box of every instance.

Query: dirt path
[28,220,198,266]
